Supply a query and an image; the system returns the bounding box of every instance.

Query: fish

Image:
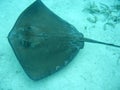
[7,0,120,81]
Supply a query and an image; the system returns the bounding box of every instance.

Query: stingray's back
[8,0,84,80]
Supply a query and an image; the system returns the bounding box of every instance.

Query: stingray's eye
[17,26,42,48]
[23,26,32,35]
[26,26,32,30]
[16,27,32,48]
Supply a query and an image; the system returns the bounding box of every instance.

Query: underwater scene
[0,0,120,90]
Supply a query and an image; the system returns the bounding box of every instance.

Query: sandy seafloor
[0,0,120,90]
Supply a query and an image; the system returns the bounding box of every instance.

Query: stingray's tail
[83,37,120,48]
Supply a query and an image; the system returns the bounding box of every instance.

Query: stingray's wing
[8,0,84,81]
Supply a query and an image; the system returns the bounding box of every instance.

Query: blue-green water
[0,0,120,90]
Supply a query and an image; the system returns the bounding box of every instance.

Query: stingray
[7,0,120,81]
